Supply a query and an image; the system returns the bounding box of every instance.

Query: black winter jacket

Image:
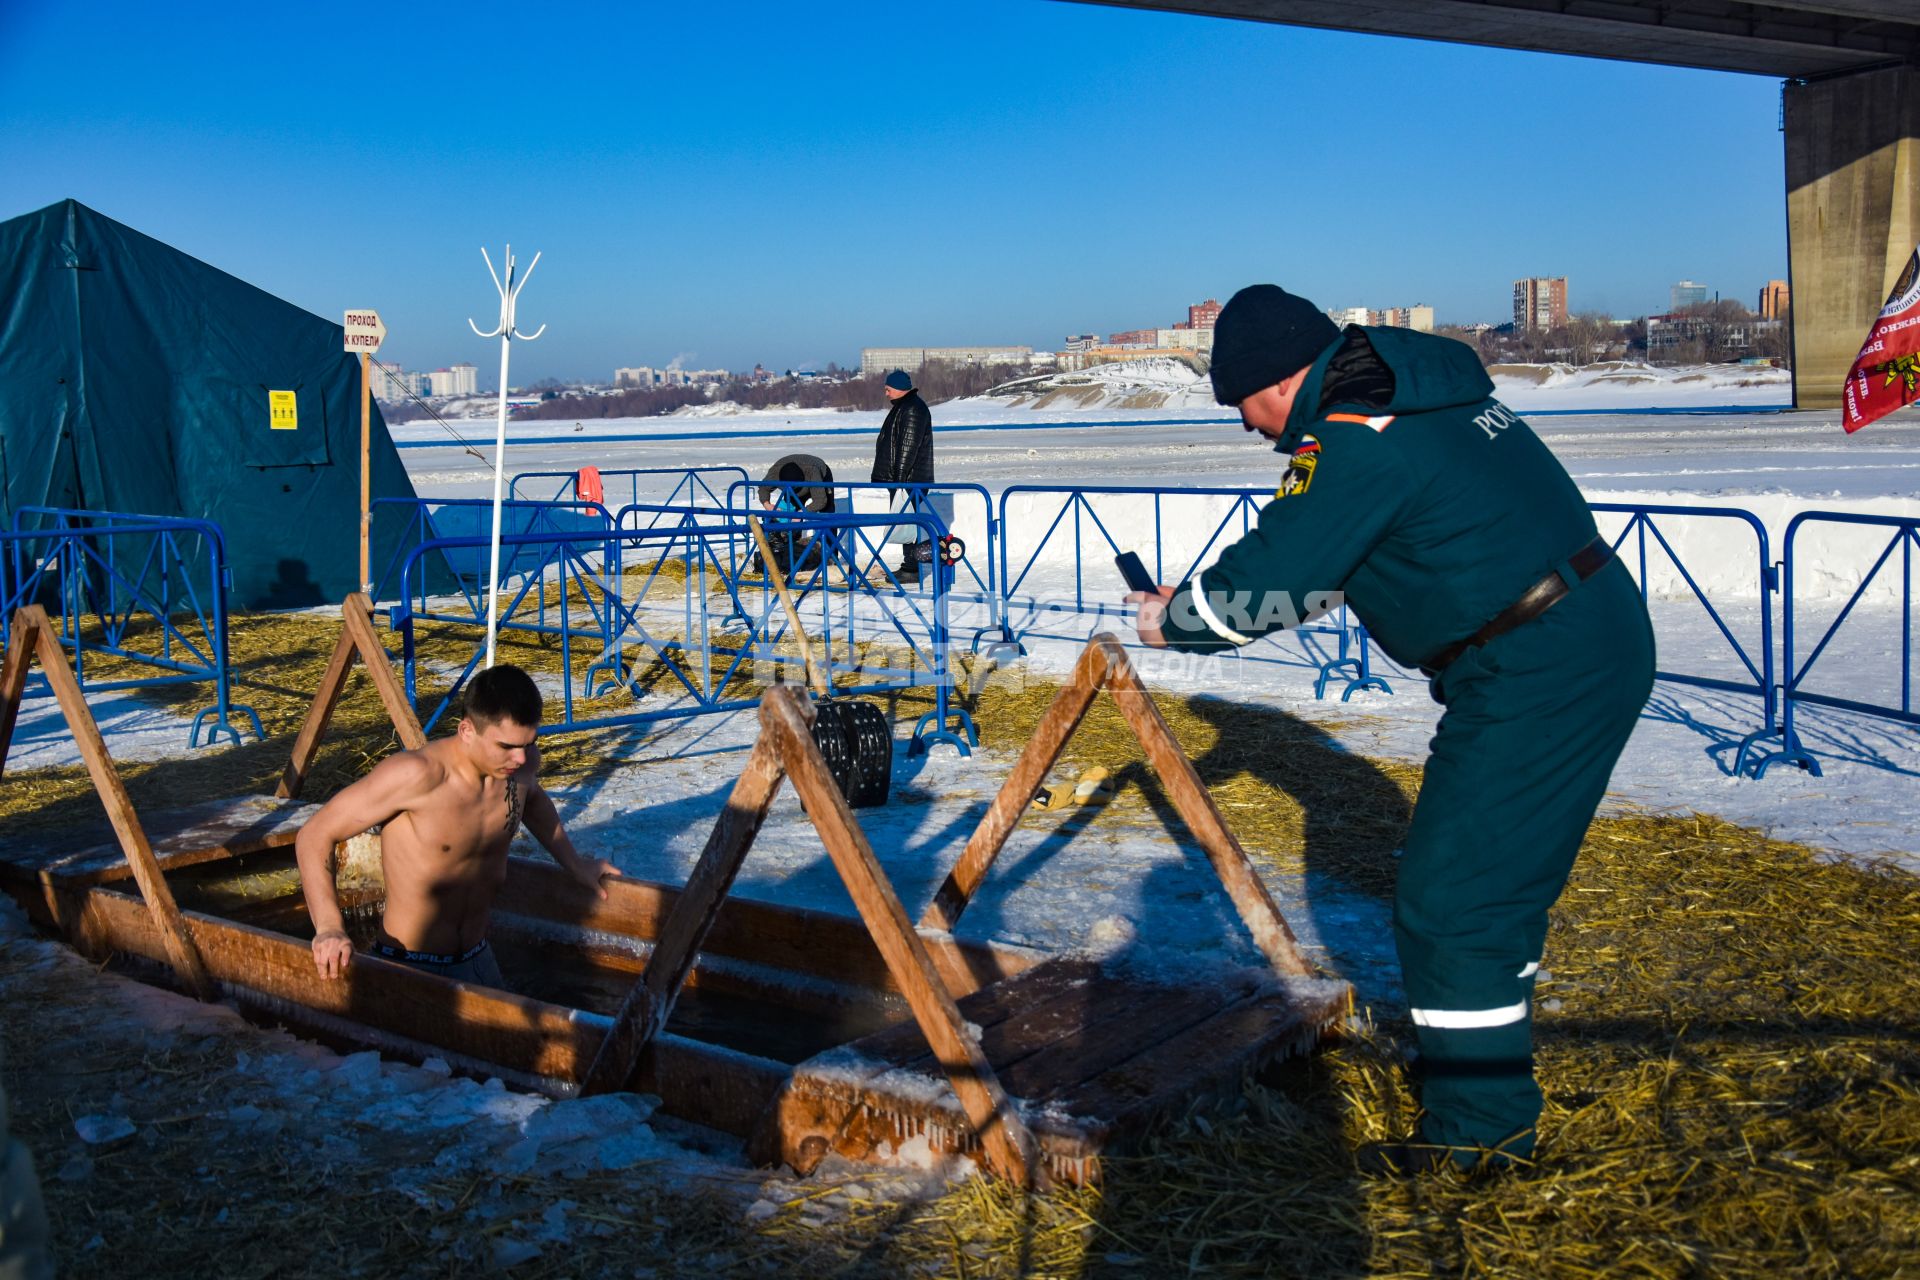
[871,391,934,487]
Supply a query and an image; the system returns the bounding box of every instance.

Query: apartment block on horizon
[1514,277,1569,331]
[1179,298,1222,330]
[1759,279,1790,319]
[1671,279,1709,312]
[372,364,432,399]
[859,345,1036,378]
[427,363,479,397]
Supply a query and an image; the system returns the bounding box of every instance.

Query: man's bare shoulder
[367,744,451,796]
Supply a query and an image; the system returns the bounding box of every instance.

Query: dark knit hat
[1208,284,1340,406]
[884,369,913,392]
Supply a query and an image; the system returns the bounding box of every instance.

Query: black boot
[896,557,920,584]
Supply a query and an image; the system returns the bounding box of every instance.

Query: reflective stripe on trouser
[1394,560,1654,1155]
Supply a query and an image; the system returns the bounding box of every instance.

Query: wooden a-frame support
[580,681,1046,1185]
[278,594,426,800]
[0,604,215,998]
[0,594,426,1000]
[920,633,1315,978]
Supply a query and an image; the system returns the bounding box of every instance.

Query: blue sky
[1,0,1787,383]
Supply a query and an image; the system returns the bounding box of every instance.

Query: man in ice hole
[295,663,620,987]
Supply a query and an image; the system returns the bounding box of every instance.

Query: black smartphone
[1115,551,1157,593]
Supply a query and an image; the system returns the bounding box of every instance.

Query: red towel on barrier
[575,465,604,512]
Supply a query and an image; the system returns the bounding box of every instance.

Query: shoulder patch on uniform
[1277,435,1319,499]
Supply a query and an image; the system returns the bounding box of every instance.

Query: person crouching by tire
[872,369,934,583]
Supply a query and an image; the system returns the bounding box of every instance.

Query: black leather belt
[1422,536,1614,675]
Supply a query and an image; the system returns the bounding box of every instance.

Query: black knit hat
[1209,284,1340,406]
[884,369,913,392]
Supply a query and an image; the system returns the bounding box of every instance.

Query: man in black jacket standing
[871,369,934,582]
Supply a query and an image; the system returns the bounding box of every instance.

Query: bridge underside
[1069,1,1920,408]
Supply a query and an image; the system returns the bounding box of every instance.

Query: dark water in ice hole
[159,851,898,1065]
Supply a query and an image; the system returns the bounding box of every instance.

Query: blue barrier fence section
[991,484,1387,700]
[1748,511,1920,779]
[0,508,261,747]
[370,497,618,626]
[1587,503,1779,772]
[724,478,996,622]
[391,506,973,755]
[510,466,747,526]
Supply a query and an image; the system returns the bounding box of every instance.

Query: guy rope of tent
[919,633,1315,977]
[0,605,213,998]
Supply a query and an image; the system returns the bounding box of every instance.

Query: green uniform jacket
[1160,326,1599,669]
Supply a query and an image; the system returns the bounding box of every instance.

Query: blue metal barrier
[1587,503,1779,773]
[1,508,262,747]
[510,466,747,526]
[1749,511,1920,779]
[991,484,1384,699]
[724,478,998,628]
[369,497,618,627]
[394,505,973,755]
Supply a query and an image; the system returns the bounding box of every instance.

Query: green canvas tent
[0,198,443,609]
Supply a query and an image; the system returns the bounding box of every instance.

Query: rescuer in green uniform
[1128,284,1654,1174]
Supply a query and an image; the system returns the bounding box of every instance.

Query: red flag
[1843,245,1920,432]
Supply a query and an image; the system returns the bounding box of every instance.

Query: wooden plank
[498,853,1042,998]
[918,640,1107,933]
[0,795,317,885]
[818,956,1105,1074]
[1094,635,1315,977]
[763,686,1042,1187]
[994,979,1249,1101]
[580,732,786,1096]
[276,619,358,800]
[65,884,790,1133]
[342,593,427,751]
[1042,981,1351,1141]
[22,609,213,999]
[0,609,38,776]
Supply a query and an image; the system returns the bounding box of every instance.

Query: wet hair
[463,663,543,729]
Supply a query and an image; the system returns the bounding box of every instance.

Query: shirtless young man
[294,663,620,987]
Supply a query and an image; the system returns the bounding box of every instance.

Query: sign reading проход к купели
[344,309,386,354]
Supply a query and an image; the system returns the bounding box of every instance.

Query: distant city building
[1183,298,1223,330]
[859,346,1036,377]
[1063,333,1101,352]
[1647,312,1780,359]
[1513,277,1569,331]
[617,365,728,388]
[1105,329,1157,348]
[1383,305,1436,331]
[1671,279,1709,312]
[1155,327,1215,352]
[1759,279,1790,319]
[1056,346,1207,373]
[1327,304,1434,332]
[427,363,479,397]
[372,364,431,399]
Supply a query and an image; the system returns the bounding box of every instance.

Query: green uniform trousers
[1395,558,1654,1160]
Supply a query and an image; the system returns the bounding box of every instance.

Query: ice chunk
[333,1050,383,1091]
[490,1238,542,1270]
[73,1115,135,1145]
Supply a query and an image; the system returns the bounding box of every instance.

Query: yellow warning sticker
[268,390,298,431]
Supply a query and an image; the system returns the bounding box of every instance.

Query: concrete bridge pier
[1787,65,1920,410]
